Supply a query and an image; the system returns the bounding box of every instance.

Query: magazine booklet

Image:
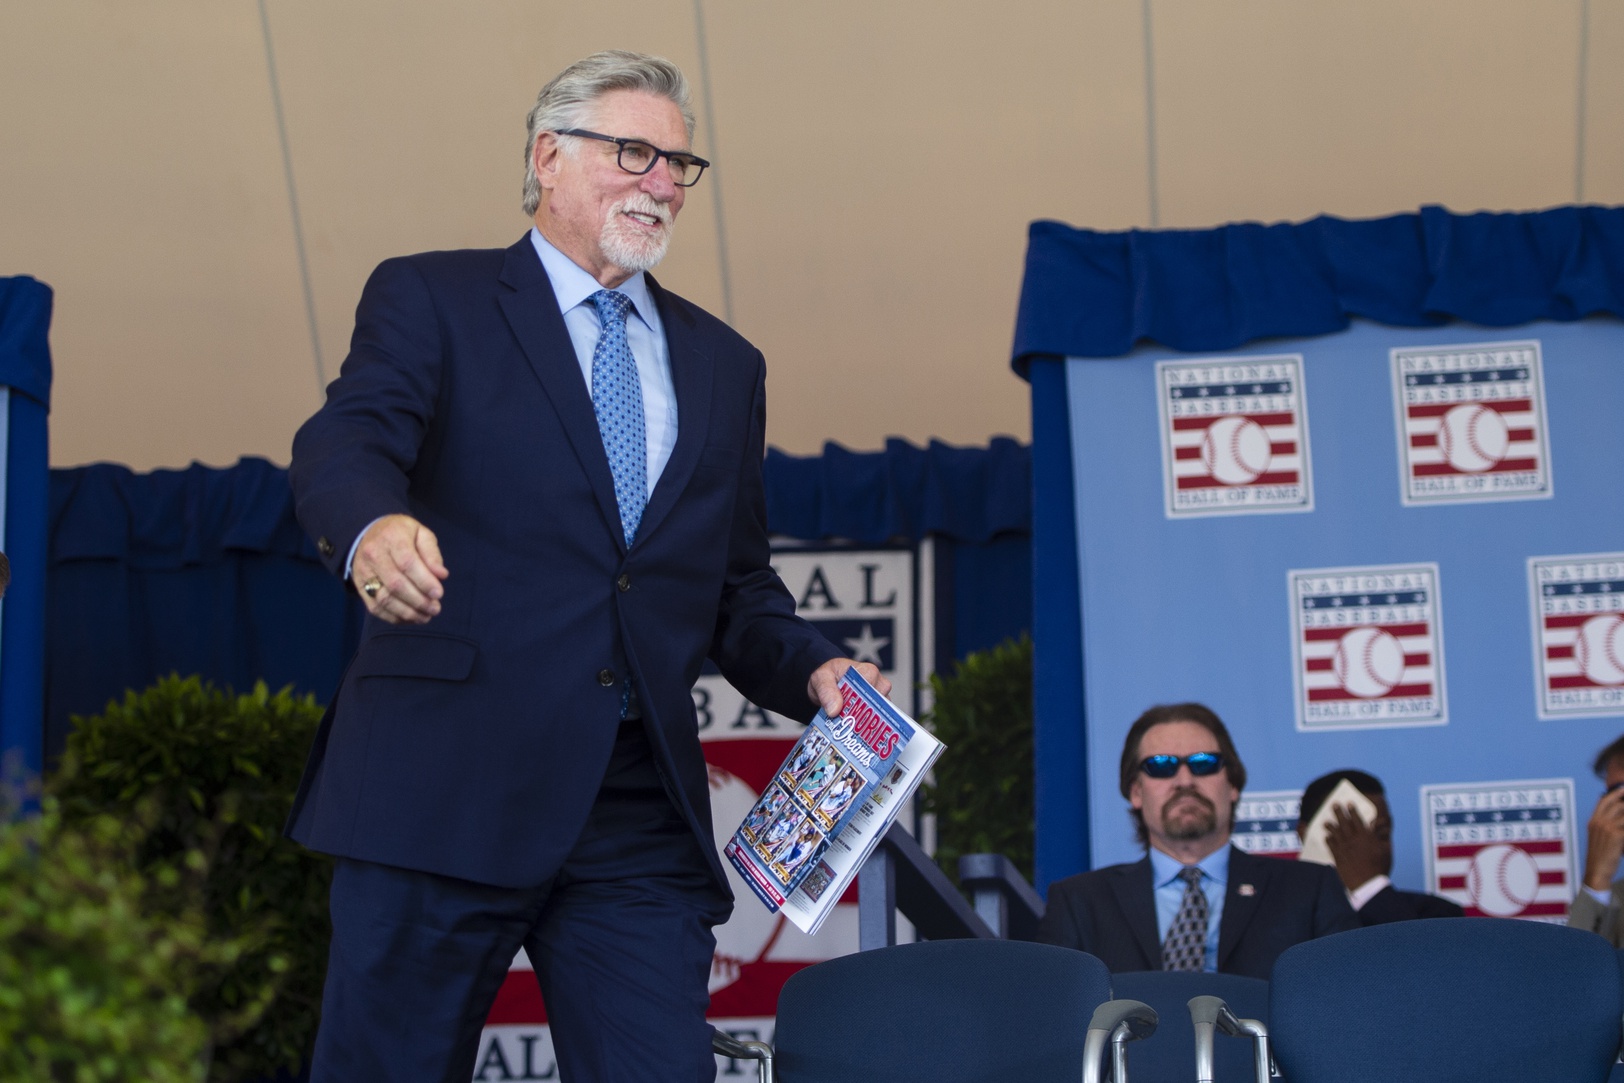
[724,668,944,934]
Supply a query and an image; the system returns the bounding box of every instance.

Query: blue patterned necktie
[1162,866,1209,972]
[588,290,647,547]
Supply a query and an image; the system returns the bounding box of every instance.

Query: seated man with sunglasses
[1037,703,1357,978]
[1570,733,1624,945]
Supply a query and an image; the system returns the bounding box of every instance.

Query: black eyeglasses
[556,129,709,187]
[1139,752,1224,779]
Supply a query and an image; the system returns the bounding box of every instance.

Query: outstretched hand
[807,659,892,716]
[351,514,449,624]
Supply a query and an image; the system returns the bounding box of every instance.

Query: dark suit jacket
[1356,883,1464,925]
[1036,846,1360,979]
[286,236,840,891]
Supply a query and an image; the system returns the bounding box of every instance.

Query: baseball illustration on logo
[1436,403,1509,473]
[1463,843,1542,918]
[1290,563,1446,730]
[1424,780,1577,922]
[1331,626,1407,698]
[1529,553,1624,719]
[1392,340,1551,505]
[1575,615,1624,685]
[1157,355,1313,518]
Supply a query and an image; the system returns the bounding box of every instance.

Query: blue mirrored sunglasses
[1139,752,1224,779]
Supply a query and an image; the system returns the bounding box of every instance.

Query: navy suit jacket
[1036,846,1359,979]
[287,236,840,891]
[1356,883,1464,925]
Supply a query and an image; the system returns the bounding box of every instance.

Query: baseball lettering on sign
[1391,340,1552,505]
[1289,563,1447,731]
[1528,553,1624,719]
[1156,355,1314,518]
[1422,780,1577,923]
[1231,791,1303,859]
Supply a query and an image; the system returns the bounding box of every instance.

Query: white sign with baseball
[1422,778,1576,923]
[1529,552,1624,719]
[1289,562,1448,730]
[1156,355,1314,519]
[1391,339,1552,505]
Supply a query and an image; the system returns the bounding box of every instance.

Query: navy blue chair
[1611,948,1624,1083]
[715,939,1121,1082]
[1113,971,1269,1082]
[1262,919,1622,1083]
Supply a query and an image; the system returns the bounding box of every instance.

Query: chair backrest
[1112,971,1269,1083]
[1270,918,1622,1083]
[772,939,1112,1083]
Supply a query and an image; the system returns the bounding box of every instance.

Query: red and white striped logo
[1392,340,1551,505]
[1529,553,1624,719]
[1157,356,1313,518]
[1290,564,1447,730]
[1423,780,1576,923]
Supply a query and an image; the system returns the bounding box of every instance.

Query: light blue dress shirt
[1150,846,1228,973]
[527,227,679,491]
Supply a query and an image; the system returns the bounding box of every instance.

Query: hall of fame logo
[1290,564,1446,730]
[1231,790,1302,859]
[1529,553,1624,719]
[1391,340,1551,505]
[1156,356,1313,518]
[1422,779,1576,922]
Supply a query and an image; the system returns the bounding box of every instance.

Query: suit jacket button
[597,668,616,687]
[318,537,335,557]
[617,574,631,592]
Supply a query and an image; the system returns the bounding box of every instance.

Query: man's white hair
[522,50,696,216]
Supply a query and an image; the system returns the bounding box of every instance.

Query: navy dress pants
[308,720,732,1083]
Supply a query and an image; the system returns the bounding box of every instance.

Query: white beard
[599,194,675,274]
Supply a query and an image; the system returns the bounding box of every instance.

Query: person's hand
[351,514,448,624]
[806,659,892,716]
[1323,803,1387,891]
[1583,785,1624,891]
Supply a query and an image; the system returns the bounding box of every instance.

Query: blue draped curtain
[44,441,1032,759]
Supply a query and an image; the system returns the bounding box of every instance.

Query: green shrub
[0,798,219,1082]
[920,634,1034,884]
[51,676,332,1083]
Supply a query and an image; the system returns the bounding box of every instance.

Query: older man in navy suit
[1037,704,1356,978]
[288,51,884,1083]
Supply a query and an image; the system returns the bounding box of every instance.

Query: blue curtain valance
[1011,204,1624,377]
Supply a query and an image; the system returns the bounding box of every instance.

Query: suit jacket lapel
[1112,857,1163,969]
[495,238,625,550]
[633,274,712,546]
[1218,845,1267,969]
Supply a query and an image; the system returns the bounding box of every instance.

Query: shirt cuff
[344,517,386,582]
[1346,875,1391,911]
[1585,884,1613,906]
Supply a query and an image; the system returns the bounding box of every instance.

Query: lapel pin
[1238,883,1256,896]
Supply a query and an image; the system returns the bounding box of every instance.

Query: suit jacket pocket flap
[696,442,741,473]
[352,632,478,681]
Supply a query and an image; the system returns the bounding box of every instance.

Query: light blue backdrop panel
[1068,317,1624,888]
